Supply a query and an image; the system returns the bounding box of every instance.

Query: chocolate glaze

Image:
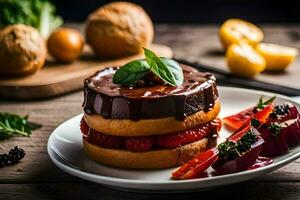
[83,65,219,121]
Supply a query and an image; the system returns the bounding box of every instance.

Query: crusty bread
[84,100,221,137]
[83,137,208,169]
[85,1,154,58]
[0,24,46,76]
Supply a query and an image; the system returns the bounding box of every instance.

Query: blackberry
[270,104,290,119]
[0,146,25,168]
[8,146,25,164]
[0,154,9,167]
[275,104,290,116]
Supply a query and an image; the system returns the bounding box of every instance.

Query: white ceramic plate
[47,87,300,192]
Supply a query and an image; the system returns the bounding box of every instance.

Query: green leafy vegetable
[113,60,150,86]
[0,112,41,140]
[0,0,63,38]
[113,48,184,86]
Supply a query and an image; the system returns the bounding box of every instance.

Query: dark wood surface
[1,24,300,200]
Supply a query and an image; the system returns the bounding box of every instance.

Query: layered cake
[80,58,221,168]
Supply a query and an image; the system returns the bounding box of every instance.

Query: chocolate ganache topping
[83,65,218,121]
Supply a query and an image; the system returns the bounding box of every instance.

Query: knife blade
[176,58,300,96]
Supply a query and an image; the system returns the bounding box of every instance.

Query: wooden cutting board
[0,44,173,99]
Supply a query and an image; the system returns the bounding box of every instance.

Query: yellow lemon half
[219,19,264,50]
[256,43,298,72]
[226,43,266,78]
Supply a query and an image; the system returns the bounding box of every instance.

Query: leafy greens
[0,0,63,38]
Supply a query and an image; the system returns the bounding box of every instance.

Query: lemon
[256,43,298,72]
[226,43,266,78]
[219,19,264,50]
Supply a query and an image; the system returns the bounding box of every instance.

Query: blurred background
[54,0,300,23]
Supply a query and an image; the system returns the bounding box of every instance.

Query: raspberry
[80,117,89,136]
[124,136,154,152]
[156,118,221,149]
[88,130,124,149]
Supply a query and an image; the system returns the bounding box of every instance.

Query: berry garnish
[274,104,291,116]
[124,136,154,152]
[0,146,25,168]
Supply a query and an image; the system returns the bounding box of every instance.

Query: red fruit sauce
[249,157,273,170]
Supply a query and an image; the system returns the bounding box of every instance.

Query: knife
[176,59,300,97]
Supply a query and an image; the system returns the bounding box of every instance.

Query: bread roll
[0,24,46,76]
[86,1,154,58]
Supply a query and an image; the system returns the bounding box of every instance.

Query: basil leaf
[143,48,183,86]
[160,57,184,86]
[113,59,150,86]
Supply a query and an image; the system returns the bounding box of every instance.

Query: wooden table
[1,24,300,200]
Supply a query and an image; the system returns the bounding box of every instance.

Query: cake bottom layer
[83,137,212,169]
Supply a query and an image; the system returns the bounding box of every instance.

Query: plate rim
[47,86,300,187]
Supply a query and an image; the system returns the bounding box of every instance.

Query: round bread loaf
[85,1,154,58]
[83,137,209,169]
[0,24,46,76]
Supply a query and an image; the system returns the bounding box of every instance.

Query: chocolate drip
[203,80,215,112]
[83,88,97,115]
[128,99,142,121]
[83,65,218,121]
[100,94,112,118]
[174,95,187,121]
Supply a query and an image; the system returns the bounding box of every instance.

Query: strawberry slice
[80,117,89,136]
[173,148,218,179]
[156,118,221,149]
[87,129,124,149]
[223,96,275,131]
[125,137,154,152]
[223,107,254,131]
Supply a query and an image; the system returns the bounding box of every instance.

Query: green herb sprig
[251,118,261,128]
[0,112,41,140]
[268,123,281,137]
[256,96,276,109]
[218,131,257,160]
[113,48,184,87]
